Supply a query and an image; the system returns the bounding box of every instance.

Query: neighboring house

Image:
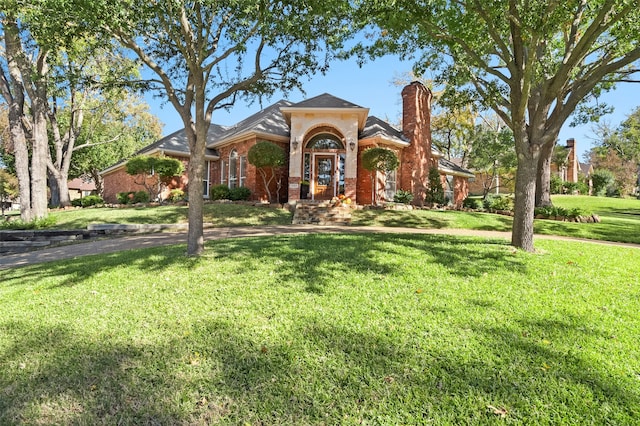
[551,138,593,192]
[552,138,580,183]
[101,82,474,207]
[67,178,97,201]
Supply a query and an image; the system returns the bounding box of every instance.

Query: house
[67,178,97,201]
[101,82,474,207]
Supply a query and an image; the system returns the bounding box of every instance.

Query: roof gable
[290,93,364,109]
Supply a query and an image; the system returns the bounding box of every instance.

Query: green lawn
[352,195,640,244]
[17,195,640,245]
[1,233,638,424]
[47,202,293,229]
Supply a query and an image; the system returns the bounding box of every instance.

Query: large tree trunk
[186,92,207,256]
[512,143,540,252]
[535,140,555,207]
[48,173,60,208]
[186,135,205,255]
[30,96,49,219]
[5,106,32,221]
[48,169,71,208]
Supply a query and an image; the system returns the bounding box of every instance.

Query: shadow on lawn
[2,314,637,424]
[207,233,526,293]
[1,233,526,293]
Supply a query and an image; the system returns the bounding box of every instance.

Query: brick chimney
[566,138,578,183]
[400,82,433,205]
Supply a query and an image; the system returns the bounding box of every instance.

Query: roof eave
[207,131,290,149]
[280,106,370,130]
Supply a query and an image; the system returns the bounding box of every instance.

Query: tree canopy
[359,0,640,251]
[248,140,286,203]
[72,0,355,255]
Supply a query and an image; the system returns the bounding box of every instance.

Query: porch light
[349,140,356,151]
[292,139,299,151]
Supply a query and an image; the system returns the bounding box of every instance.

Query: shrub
[393,189,414,204]
[132,191,150,203]
[534,205,587,219]
[483,194,514,211]
[229,186,251,201]
[167,189,185,203]
[71,198,83,207]
[424,167,445,205]
[591,169,616,196]
[210,184,230,200]
[117,192,132,204]
[462,197,483,210]
[550,175,564,194]
[80,195,104,207]
[0,215,57,230]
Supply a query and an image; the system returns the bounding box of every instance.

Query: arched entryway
[302,133,346,200]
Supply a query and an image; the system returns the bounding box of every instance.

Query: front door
[314,155,335,200]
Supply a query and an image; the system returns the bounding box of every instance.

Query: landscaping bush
[71,198,83,207]
[393,189,414,204]
[534,205,587,220]
[563,181,580,194]
[116,191,150,204]
[228,186,251,201]
[550,175,564,194]
[80,195,104,207]
[210,184,231,200]
[117,192,132,204]
[133,191,150,204]
[167,189,185,203]
[592,169,616,196]
[0,215,57,230]
[424,167,445,205]
[462,197,483,210]
[483,194,514,211]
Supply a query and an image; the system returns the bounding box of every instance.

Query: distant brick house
[551,138,593,193]
[102,82,474,206]
[67,178,97,201]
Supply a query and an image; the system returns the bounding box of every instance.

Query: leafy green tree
[70,93,162,197]
[45,43,141,208]
[73,0,355,256]
[361,147,399,205]
[467,124,517,198]
[360,0,640,251]
[125,156,184,202]
[591,168,617,197]
[247,141,286,203]
[591,107,640,194]
[0,10,51,220]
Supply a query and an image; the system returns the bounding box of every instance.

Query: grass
[352,195,640,245]
[1,233,639,424]
[7,194,639,244]
[47,202,293,229]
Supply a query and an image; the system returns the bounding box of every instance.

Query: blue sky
[147,55,640,163]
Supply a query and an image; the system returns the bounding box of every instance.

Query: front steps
[292,201,352,225]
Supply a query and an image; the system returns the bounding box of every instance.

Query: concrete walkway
[1,225,638,270]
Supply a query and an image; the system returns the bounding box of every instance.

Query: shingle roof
[360,116,408,145]
[438,157,475,178]
[209,100,292,146]
[148,123,226,156]
[290,93,364,109]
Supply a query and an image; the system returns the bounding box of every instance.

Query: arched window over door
[306,134,344,150]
